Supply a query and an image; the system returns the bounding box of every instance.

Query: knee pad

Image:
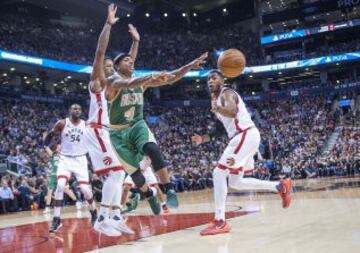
[143,142,167,172]
[130,169,146,189]
[54,178,67,200]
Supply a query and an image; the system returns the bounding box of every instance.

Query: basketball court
[1,176,360,253]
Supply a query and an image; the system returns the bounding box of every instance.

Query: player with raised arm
[107,27,208,210]
[83,1,173,220]
[44,104,97,233]
[192,70,292,236]
[84,3,134,237]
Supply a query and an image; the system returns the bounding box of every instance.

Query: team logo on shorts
[226,158,235,166]
[103,156,113,165]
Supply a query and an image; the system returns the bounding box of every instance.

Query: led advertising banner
[1,49,360,76]
[261,19,360,45]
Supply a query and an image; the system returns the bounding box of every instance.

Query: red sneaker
[200,220,231,236]
[278,178,292,208]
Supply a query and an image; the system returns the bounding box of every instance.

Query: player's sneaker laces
[200,220,231,236]
[109,215,134,235]
[277,178,292,208]
[148,196,161,215]
[94,215,122,237]
[90,209,98,226]
[49,217,62,233]
[166,189,179,208]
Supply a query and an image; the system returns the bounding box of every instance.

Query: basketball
[217,49,246,78]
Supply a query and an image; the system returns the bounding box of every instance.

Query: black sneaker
[49,217,62,233]
[90,209,98,226]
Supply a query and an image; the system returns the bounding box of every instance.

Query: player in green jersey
[106,27,208,208]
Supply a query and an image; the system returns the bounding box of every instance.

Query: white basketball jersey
[60,118,87,156]
[215,87,255,138]
[87,86,109,126]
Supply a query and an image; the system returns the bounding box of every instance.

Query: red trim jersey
[60,118,87,156]
[215,87,255,138]
[87,86,109,126]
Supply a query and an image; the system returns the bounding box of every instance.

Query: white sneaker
[94,216,122,237]
[76,201,83,210]
[109,216,134,235]
[43,207,51,214]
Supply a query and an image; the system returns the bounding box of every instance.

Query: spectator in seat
[0,178,16,213]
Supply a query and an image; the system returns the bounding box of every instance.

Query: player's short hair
[69,104,82,110]
[113,53,131,66]
[208,69,224,79]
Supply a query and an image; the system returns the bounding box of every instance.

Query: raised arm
[128,24,140,63]
[143,52,208,89]
[90,4,119,92]
[108,71,175,89]
[43,119,65,150]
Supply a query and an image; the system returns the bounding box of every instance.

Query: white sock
[150,186,157,197]
[229,175,278,192]
[54,206,61,217]
[213,168,229,221]
[110,171,125,207]
[102,173,117,207]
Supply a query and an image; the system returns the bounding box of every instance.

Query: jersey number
[70,134,81,142]
[124,107,135,122]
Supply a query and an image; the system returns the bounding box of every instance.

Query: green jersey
[48,155,59,190]
[108,87,144,126]
[49,155,58,177]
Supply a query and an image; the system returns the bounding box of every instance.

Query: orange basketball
[217,49,246,78]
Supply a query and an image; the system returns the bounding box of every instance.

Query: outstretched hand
[128,24,140,41]
[107,3,119,25]
[188,52,208,69]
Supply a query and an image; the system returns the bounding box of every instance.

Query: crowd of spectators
[0,174,47,213]
[0,90,359,214]
[258,96,336,178]
[317,111,360,177]
[1,11,360,70]
[265,37,360,64]
[0,12,262,67]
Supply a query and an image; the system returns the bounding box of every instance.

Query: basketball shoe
[200,220,231,236]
